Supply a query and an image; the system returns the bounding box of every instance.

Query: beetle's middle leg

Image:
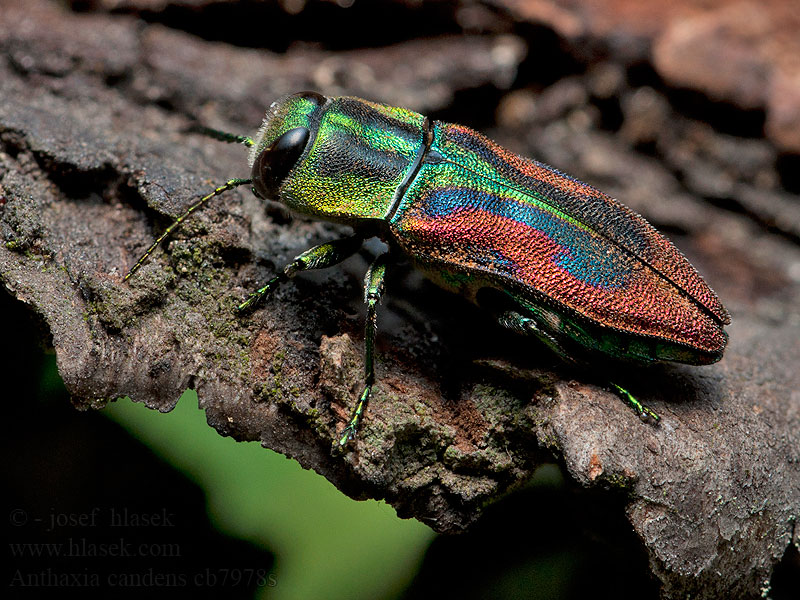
[237,234,364,312]
[339,253,388,446]
[494,308,660,423]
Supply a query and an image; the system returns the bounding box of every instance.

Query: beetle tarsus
[340,385,371,446]
[236,273,287,313]
[610,382,661,424]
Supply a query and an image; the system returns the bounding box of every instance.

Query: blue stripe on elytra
[441,127,652,258]
[420,187,631,289]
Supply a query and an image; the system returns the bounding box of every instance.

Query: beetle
[125,91,730,445]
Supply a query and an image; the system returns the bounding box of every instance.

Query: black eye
[251,127,310,199]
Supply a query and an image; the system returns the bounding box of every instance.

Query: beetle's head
[248,91,426,223]
[248,91,327,202]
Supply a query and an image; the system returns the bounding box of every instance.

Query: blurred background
[3,0,799,598]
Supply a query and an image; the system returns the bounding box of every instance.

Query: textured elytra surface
[1,1,799,599]
[392,121,728,360]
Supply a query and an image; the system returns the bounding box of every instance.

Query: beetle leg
[495,309,574,364]
[339,253,388,446]
[496,310,660,424]
[237,234,364,312]
[608,382,660,423]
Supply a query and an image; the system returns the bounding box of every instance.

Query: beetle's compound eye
[251,127,310,199]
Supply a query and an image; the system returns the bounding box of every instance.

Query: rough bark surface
[495,0,800,153]
[1,1,798,598]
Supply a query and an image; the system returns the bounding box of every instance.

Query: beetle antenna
[186,124,254,148]
[124,177,252,281]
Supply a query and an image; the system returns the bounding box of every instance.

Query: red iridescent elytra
[390,121,730,364]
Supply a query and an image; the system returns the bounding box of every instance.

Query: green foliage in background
[103,392,434,600]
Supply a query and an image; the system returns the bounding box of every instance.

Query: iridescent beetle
[125,91,730,445]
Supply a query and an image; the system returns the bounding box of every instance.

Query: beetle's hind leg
[339,253,388,446]
[608,381,660,423]
[237,234,364,312]
[493,307,660,424]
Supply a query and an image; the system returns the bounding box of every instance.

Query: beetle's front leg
[339,253,388,446]
[237,234,364,312]
[496,309,660,423]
